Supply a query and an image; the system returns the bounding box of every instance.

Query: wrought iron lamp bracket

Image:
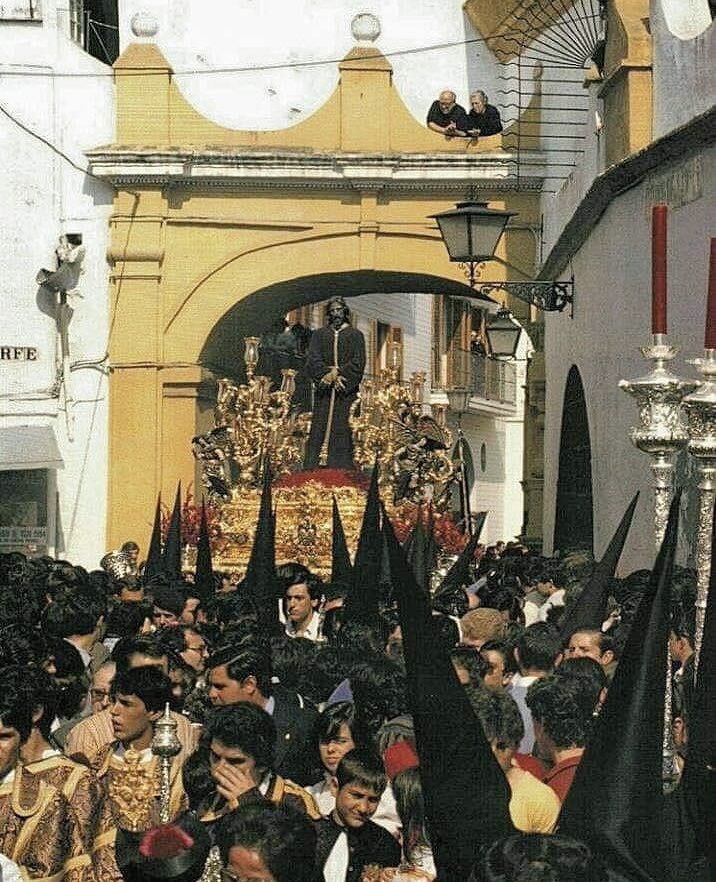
[474,278,574,313]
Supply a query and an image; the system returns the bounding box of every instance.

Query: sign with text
[0,346,38,361]
[0,525,47,546]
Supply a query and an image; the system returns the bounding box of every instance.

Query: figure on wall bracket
[304,297,367,470]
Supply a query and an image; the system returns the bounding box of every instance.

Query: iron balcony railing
[450,347,517,406]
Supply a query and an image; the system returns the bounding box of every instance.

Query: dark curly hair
[526,676,589,750]
[473,833,605,882]
[204,703,276,773]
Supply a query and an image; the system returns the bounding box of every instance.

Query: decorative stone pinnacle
[351,12,381,45]
[130,10,159,39]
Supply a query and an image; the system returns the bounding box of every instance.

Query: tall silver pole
[682,349,716,671]
[619,334,697,792]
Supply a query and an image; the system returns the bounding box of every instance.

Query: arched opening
[553,365,593,554]
[199,269,491,377]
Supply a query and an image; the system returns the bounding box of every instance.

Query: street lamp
[485,306,522,359]
[446,387,474,535]
[431,201,574,313]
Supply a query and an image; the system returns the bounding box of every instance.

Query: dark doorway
[553,365,593,554]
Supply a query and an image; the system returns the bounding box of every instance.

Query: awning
[0,425,64,471]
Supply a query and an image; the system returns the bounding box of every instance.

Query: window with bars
[68,0,84,45]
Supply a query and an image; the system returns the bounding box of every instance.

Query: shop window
[0,469,49,553]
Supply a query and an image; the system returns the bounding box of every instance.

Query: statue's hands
[321,368,338,385]
[334,374,346,392]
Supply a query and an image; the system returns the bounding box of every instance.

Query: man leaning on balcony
[426,90,469,138]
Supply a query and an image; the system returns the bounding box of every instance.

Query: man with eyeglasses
[90,659,116,714]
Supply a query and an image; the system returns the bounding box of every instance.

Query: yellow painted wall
[103,40,541,549]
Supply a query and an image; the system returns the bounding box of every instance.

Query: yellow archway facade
[90,40,542,549]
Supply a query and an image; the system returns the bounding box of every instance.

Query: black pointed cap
[344,461,382,623]
[244,458,277,629]
[431,511,487,617]
[331,495,353,587]
[436,511,487,595]
[162,483,183,578]
[384,508,513,881]
[559,492,681,882]
[194,498,214,599]
[680,501,716,874]
[407,504,432,595]
[144,494,163,581]
[560,492,639,641]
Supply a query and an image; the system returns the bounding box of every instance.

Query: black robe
[305,323,366,470]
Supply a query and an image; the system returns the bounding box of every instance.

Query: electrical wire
[0,102,114,190]
[0,12,601,79]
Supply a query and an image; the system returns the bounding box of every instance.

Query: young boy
[315,748,400,882]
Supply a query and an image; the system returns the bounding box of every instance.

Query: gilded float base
[213,470,370,580]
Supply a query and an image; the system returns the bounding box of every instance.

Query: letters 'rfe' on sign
[0,347,38,361]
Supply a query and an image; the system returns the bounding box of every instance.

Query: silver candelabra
[681,348,716,670]
[619,333,698,792]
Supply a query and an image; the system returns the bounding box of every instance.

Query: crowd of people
[0,483,709,882]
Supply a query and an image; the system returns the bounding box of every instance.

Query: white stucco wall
[0,2,114,567]
[651,0,715,140]
[117,0,501,131]
[542,144,714,572]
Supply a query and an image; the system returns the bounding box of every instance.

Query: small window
[0,1,43,20]
[480,443,487,472]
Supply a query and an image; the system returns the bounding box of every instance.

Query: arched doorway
[553,365,593,554]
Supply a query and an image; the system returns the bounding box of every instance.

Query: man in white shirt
[284,574,324,642]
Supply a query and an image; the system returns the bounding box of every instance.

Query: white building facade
[540,0,715,571]
[0,0,114,565]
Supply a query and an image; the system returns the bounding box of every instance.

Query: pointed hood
[407,505,432,595]
[559,492,681,882]
[162,483,183,578]
[343,461,382,623]
[331,495,353,588]
[144,494,163,581]
[244,458,277,630]
[194,498,214,599]
[680,502,715,875]
[435,511,487,595]
[384,507,513,881]
[560,492,639,641]
[431,511,486,618]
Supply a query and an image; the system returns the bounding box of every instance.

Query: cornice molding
[86,148,546,192]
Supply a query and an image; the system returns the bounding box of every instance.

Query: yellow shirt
[507,766,561,833]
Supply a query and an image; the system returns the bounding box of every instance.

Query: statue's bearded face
[328,301,347,329]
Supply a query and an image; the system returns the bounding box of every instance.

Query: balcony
[436,346,517,412]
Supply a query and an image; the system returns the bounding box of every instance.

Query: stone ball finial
[130,11,159,39]
[351,12,381,45]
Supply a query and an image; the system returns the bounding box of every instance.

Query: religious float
[190,334,470,579]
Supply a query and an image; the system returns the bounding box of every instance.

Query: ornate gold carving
[350,368,454,509]
[108,751,159,832]
[203,342,457,578]
[214,478,367,580]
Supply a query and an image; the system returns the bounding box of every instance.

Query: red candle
[706,238,716,349]
[651,204,667,335]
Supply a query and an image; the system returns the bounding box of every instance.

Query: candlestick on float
[618,206,697,790]
[682,238,716,672]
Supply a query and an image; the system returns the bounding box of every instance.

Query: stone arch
[163,229,489,364]
[553,365,594,555]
